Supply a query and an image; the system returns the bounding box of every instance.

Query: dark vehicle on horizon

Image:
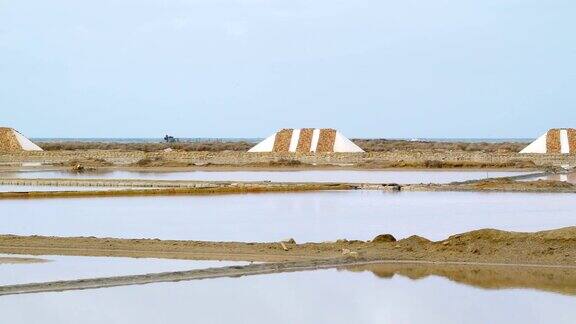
[163,135,178,143]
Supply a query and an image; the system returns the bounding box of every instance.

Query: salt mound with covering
[0,127,43,152]
[249,128,364,153]
[521,128,576,154]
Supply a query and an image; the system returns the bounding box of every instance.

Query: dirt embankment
[2,226,576,266]
[6,137,574,171]
[1,149,567,171]
[0,182,355,200]
[409,178,576,193]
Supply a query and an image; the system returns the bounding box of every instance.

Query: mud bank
[1,150,573,170]
[2,227,576,265]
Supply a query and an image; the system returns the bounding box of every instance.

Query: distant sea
[31,138,533,144]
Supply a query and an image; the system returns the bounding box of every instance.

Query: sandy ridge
[2,226,576,265]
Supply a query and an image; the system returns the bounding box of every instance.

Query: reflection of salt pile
[551,173,576,184]
[249,128,364,153]
[0,128,43,152]
[521,128,576,154]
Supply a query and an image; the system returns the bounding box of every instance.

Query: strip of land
[2,226,576,265]
[2,147,574,170]
[0,173,573,199]
[408,178,576,193]
[34,139,527,154]
[2,227,576,295]
[3,259,576,296]
[0,257,47,264]
[0,182,355,199]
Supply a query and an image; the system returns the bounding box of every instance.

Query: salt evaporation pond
[0,267,574,324]
[0,254,242,286]
[3,169,531,184]
[2,191,575,242]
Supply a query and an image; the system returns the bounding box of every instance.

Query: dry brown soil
[2,226,576,265]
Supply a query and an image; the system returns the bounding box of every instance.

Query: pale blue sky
[1,0,575,138]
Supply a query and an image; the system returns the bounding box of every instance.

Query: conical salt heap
[249,128,364,153]
[520,128,576,154]
[0,128,43,152]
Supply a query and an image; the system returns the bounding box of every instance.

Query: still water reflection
[0,254,242,286]
[0,265,574,324]
[525,172,576,184]
[1,191,575,242]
